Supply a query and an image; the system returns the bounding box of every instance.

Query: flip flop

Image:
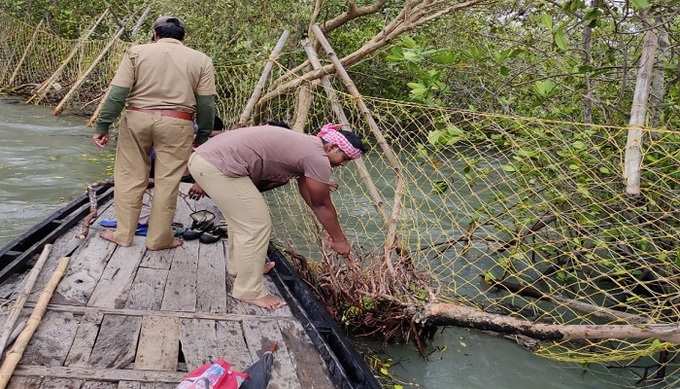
[100,218,148,229]
[198,221,228,244]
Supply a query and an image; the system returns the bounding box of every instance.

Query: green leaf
[432,180,449,194]
[400,36,417,48]
[394,386,404,389]
[502,164,516,172]
[630,0,650,10]
[572,140,587,150]
[540,13,553,31]
[554,28,569,51]
[533,80,557,97]
[599,166,611,174]
[432,50,456,65]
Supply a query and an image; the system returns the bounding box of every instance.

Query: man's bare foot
[99,230,131,247]
[147,238,183,251]
[241,294,286,310]
[263,261,275,274]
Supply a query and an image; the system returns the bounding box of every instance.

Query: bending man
[93,16,216,250]
[188,123,367,309]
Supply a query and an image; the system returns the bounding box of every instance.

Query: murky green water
[0,97,110,245]
[0,99,636,388]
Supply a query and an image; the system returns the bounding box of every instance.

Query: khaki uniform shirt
[195,126,333,190]
[111,38,216,113]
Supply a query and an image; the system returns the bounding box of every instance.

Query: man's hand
[329,237,351,256]
[188,183,206,200]
[92,133,109,149]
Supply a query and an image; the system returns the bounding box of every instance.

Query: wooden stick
[237,30,290,126]
[53,18,129,116]
[27,8,109,105]
[624,29,658,196]
[0,244,52,357]
[311,24,405,272]
[130,5,151,38]
[302,38,387,222]
[0,256,70,388]
[7,20,44,87]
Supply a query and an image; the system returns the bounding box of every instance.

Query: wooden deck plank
[242,319,302,389]
[196,242,228,314]
[20,311,78,367]
[279,320,335,389]
[125,268,168,311]
[214,320,252,371]
[161,242,198,312]
[178,318,215,371]
[7,376,42,388]
[138,250,173,271]
[28,227,81,303]
[13,365,184,383]
[87,238,146,309]
[39,378,83,389]
[64,312,103,367]
[81,382,117,389]
[88,314,142,368]
[134,316,180,371]
[3,300,294,322]
[116,382,139,389]
[56,236,116,305]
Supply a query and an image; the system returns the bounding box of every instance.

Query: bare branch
[321,0,387,33]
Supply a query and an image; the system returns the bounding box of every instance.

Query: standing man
[92,16,216,250]
[188,123,367,309]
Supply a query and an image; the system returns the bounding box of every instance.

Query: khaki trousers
[113,110,194,249]
[188,153,271,300]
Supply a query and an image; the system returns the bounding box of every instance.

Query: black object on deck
[268,246,382,389]
[0,183,114,282]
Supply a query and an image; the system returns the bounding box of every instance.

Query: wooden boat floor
[0,184,334,389]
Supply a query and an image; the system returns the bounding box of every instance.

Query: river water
[0,99,633,388]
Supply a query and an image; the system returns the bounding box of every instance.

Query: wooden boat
[0,183,379,389]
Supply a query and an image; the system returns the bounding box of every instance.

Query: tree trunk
[581,0,599,124]
[423,302,680,344]
[650,21,669,128]
[623,29,658,196]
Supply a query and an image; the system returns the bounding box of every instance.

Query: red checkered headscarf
[316,124,363,160]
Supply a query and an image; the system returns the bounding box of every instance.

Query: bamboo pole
[623,29,658,196]
[237,30,290,126]
[130,5,151,38]
[86,5,151,126]
[7,20,44,87]
[0,245,52,357]
[302,38,387,222]
[0,256,70,388]
[53,19,129,116]
[27,8,109,105]
[311,24,404,272]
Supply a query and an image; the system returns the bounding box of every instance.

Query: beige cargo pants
[188,153,271,300]
[112,110,194,249]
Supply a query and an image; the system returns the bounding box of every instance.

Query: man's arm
[297,177,350,255]
[195,94,215,145]
[95,85,130,135]
[194,58,217,146]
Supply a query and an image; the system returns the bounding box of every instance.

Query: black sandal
[199,221,228,244]
[182,210,215,241]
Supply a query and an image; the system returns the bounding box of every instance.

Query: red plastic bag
[177,359,248,389]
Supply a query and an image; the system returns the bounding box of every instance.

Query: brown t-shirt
[111,38,216,113]
[196,126,332,189]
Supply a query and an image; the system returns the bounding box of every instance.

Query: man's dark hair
[339,130,368,155]
[154,19,185,41]
[265,120,291,129]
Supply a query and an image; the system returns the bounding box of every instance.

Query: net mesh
[1,11,679,388]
